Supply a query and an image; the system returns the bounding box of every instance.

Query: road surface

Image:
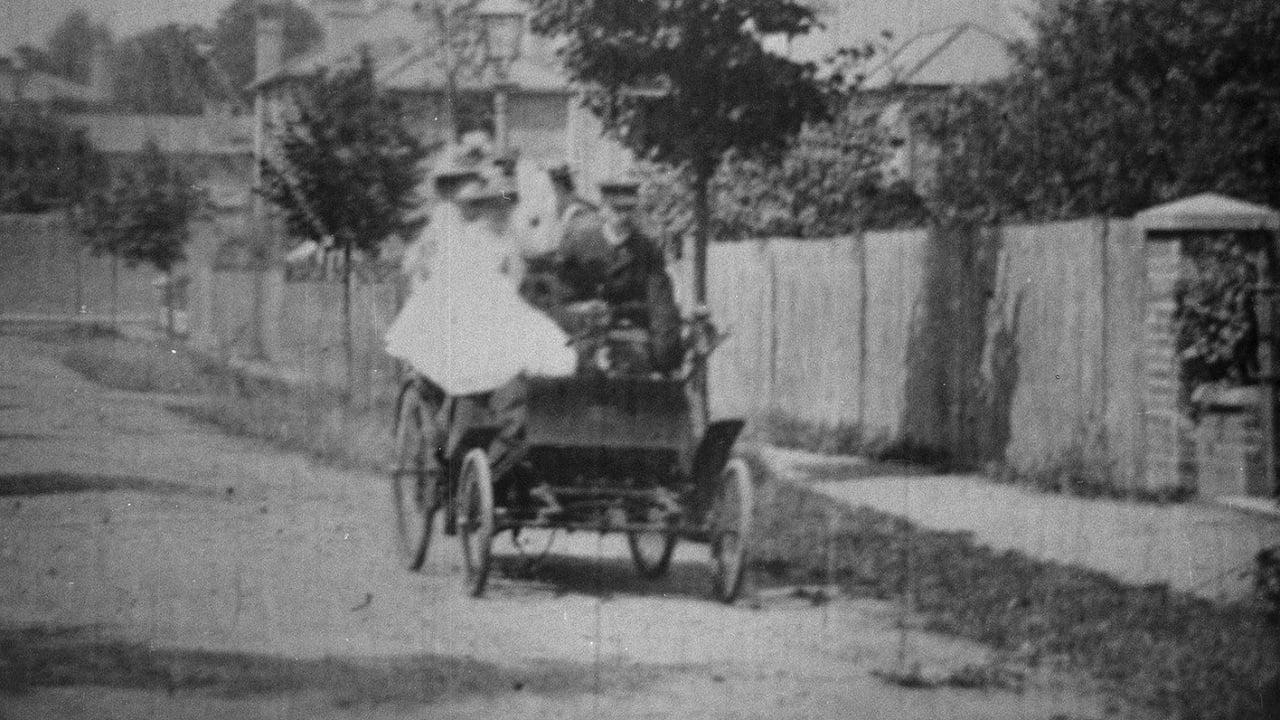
[0,333,1124,719]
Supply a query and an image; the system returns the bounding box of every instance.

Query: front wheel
[709,457,754,603]
[391,390,439,571]
[458,449,496,598]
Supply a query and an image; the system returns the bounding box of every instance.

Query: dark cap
[599,178,641,210]
[492,148,520,178]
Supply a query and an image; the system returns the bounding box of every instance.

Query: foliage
[529,0,838,300]
[640,105,928,243]
[111,23,219,114]
[13,45,52,75]
[919,0,1280,223]
[78,139,202,273]
[259,52,429,255]
[44,8,112,85]
[531,0,834,175]
[0,110,106,213]
[210,0,324,102]
[1173,233,1263,388]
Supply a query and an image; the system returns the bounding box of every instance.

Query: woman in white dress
[384,171,576,397]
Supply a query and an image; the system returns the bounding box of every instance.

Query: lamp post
[476,0,524,151]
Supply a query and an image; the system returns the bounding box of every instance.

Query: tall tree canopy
[923,0,1280,223]
[79,138,202,274]
[45,8,113,84]
[211,0,325,103]
[529,0,838,302]
[260,52,429,256]
[111,23,218,114]
[0,110,106,213]
[641,103,925,244]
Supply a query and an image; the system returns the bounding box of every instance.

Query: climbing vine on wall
[1173,234,1265,388]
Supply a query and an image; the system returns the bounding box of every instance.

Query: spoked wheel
[709,457,754,603]
[458,448,496,598]
[628,530,677,579]
[391,390,439,571]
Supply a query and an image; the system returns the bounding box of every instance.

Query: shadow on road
[0,472,216,498]
[489,553,714,602]
[0,624,674,705]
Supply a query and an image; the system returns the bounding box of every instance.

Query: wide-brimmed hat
[432,142,488,184]
[456,174,519,207]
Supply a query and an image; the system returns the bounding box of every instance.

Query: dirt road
[0,333,1122,719]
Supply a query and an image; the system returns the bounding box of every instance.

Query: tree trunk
[692,171,711,306]
[165,270,175,337]
[342,238,354,404]
[73,243,84,334]
[110,254,119,334]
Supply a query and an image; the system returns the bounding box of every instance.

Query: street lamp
[477,0,525,150]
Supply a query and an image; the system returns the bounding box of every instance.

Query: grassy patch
[749,472,1280,720]
[991,445,1197,504]
[758,409,949,467]
[172,393,392,474]
[60,330,210,394]
[52,329,395,474]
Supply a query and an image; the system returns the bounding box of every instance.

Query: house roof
[254,0,571,95]
[860,22,1013,90]
[378,41,570,95]
[0,60,105,104]
[1136,193,1280,232]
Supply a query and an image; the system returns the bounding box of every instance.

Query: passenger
[399,146,483,294]
[385,166,576,470]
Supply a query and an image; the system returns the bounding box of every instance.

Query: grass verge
[51,330,1280,719]
[51,328,394,473]
[758,410,949,467]
[748,464,1280,720]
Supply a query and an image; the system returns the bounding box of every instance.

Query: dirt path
[0,333,1125,719]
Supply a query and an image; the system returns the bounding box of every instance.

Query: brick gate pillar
[1135,194,1280,496]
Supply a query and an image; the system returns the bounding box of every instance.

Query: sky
[3,0,224,54]
[2,0,1035,58]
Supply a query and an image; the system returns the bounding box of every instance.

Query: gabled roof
[254,2,421,87]
[1136,193,1280,232]
[860,23,1012,90]
[254,0,572,95]
[379,38,570,95]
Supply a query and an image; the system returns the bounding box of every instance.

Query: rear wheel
[709,457,754,603]
[628,530,677,579]
[391,390,439,571]
[458,449,496,598]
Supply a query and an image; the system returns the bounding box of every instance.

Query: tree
[210,0,324,103]
[111,23,217,114]
[529,0,837,303]
[45,8,112,84]
[14,44,52,74]
[921,0,1280,223]
[0,110,106,213]
[79,139,201,333]
[260,52,429,395]
[640,102,926,244]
